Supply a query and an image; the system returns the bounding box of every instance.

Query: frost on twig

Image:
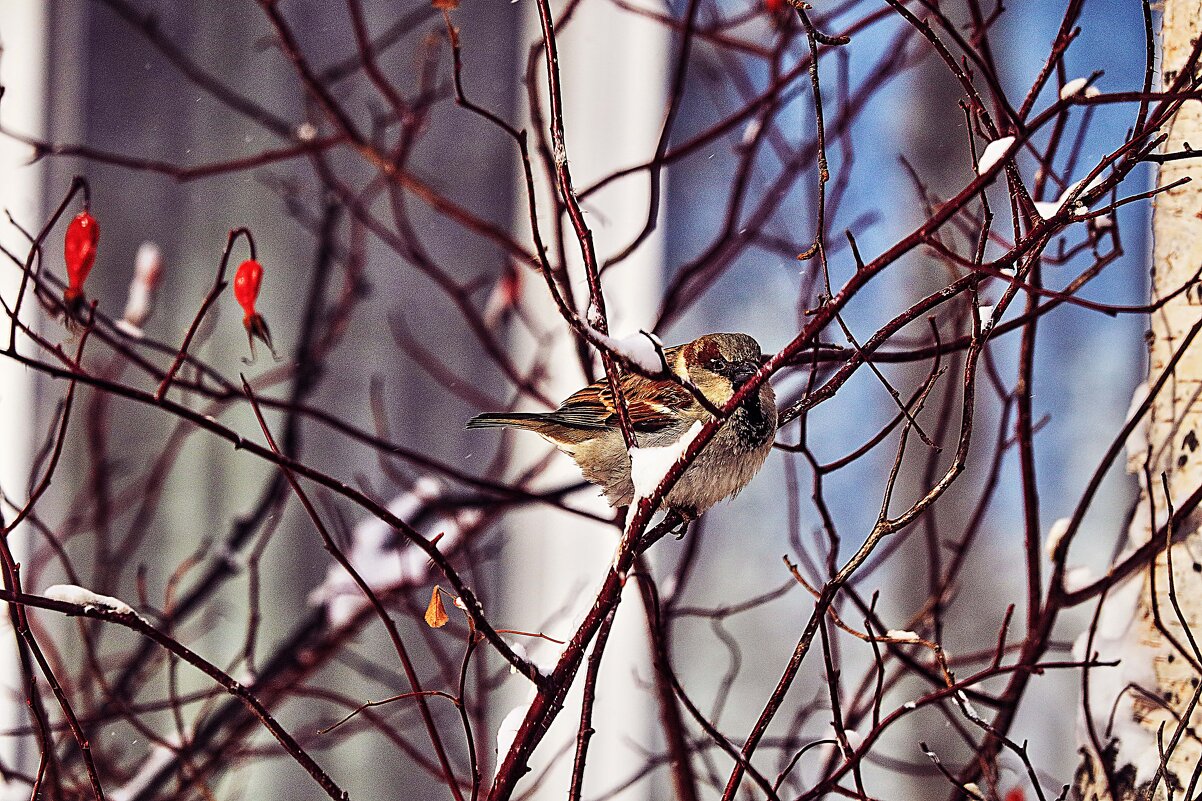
[43,584,136,615]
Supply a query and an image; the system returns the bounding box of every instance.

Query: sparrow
[467,332,777,518]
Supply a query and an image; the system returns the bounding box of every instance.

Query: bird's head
[677,332,766,405]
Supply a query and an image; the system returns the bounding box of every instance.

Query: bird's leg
[637,509,690,554]
[670,513,691,540]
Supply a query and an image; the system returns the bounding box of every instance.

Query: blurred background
[0,0,1158,798]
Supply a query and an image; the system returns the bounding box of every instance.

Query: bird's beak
[729,363,758,388]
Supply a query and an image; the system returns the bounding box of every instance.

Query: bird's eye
[706,358,725,370]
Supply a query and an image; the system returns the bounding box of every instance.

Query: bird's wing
[549,370,696,434]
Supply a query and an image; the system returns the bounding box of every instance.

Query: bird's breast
[731,395,776,452]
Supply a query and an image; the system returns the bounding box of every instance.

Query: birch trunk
[0,1,47,787]
[499,1,667,797]
[1074,3,1202,798]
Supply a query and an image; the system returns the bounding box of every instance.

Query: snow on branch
[586,326,666,373]
[1045,517,1071,560]
[976,136,1016,175]
[494,686,539,778]
[43,584,135,615]
[1032,171,1109,219]
[1060,77,1089,99]
[308,478,481,626]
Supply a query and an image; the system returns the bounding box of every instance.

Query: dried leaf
[425,587,449,628]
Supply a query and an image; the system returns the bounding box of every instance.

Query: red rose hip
[232,258,278,363]
[63,210,99,312]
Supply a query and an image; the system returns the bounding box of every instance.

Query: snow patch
[741,118,763,146]
[134,242,162,285]
[1034,172,1108,220]
[1046,517,1071,560]
[842,727,863,751]
[1032,201,1062,220]
[308,478,471,626]
[1060,77,1088,99]
[506,640,529,675]
[587,326,665,373]
[1061,173,1106,209]
[495,705,526,771]
[585,299,603,328]
[43,584,134,615]
[977,136,1016,175]
[495,686,539,777]
[955,690,981,721]
[629,421,703,503]
[885,629,920,641]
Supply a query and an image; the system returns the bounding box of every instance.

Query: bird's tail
[466,412,549,431]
